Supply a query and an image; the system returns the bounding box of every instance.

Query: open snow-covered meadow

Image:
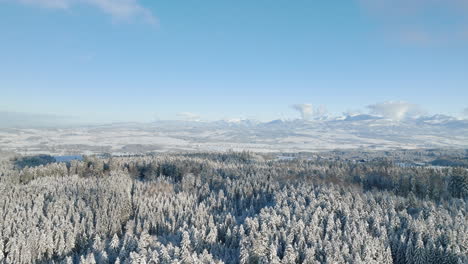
[1,116,467,155]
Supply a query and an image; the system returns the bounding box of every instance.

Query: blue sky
[1,0,467,122]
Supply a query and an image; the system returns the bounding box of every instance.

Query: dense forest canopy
[0,151,466,263]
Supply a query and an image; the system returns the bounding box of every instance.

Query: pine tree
[0,238,4,263]
[180,231,193,264]
[109,233,120,251]
[239,239,250,264]
[64,256,73,264]
[252,234,268,260]
[410,235,426,264]
[396,236,407,264]
[405,237,414,264]
[449,168,468,198]
[87,252,97,264]
[268,242,279,263]
[283,244,297,264]
[382,245,393,264]
[93,235,104,252]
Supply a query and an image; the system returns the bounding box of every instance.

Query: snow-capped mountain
[343,114,382,122]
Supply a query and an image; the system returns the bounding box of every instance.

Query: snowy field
[1,117,467,155]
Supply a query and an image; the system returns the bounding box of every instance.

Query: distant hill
[1,116,467,155]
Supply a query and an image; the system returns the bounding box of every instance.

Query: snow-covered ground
[1,117,467,155]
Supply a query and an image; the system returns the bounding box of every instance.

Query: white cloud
[8,0,157,24]
[177,112,201,122]
[314,105,328,120]
[462,107,468,118]
[291,104,313,120]
[367,101,423,121]
[291,104,328,120]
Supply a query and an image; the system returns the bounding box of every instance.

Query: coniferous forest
[0,151,467,264]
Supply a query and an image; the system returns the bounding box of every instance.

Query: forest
[0,151,467,263]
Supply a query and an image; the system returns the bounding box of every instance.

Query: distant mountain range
[179,114,468,130]
[1,114,467,155]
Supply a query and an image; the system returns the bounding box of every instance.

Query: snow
[1,118,467,155]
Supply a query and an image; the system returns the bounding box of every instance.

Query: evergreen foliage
[0,152,466,263]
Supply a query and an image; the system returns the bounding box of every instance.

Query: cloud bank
[7,0,156,24]
[291,104,313,120]
[367,101,423,121]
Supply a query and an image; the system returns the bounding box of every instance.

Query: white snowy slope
[0,116,467,155]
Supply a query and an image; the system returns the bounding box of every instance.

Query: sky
[0,0,467,123]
